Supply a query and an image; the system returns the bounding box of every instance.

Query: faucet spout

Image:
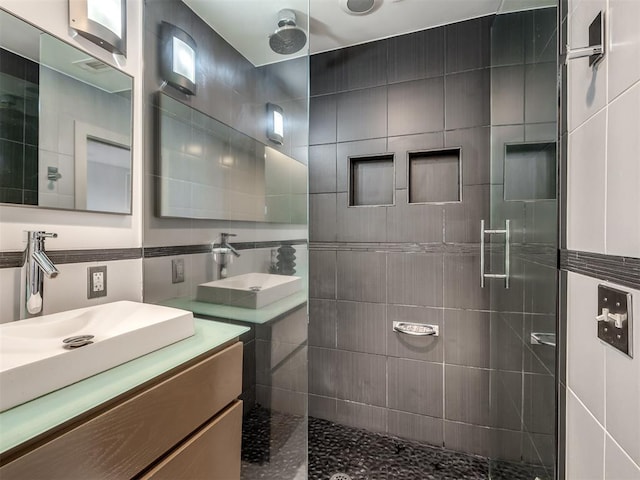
[22,231,58,318]
[220,233,241,257]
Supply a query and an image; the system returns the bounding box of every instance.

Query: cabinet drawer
[142,400,242,480]
[1,342,243,480]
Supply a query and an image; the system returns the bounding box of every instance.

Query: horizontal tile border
[0,239,308,268]
[560,250,640,290]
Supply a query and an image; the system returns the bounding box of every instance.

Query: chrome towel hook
[564,11,605,67]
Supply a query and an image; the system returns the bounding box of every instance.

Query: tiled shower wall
[308,12,557,465]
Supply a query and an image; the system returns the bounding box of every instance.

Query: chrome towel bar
[392,321,439,337]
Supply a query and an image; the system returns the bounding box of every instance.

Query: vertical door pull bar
[480,219,510,289]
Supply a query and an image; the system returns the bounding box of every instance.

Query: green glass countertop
[161,290,307,324]
[0,319,249,455]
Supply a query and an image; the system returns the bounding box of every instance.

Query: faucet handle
[40,232,58,239]
[221,232,237,237]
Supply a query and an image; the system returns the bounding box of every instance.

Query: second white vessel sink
[196,273,302,309]
[0,301,195,412]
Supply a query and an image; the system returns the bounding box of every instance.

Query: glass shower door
[487,5,558,479]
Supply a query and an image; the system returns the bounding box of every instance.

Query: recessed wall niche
[349,154,394,206]
[408,148,461,203]
[503,142,556,201]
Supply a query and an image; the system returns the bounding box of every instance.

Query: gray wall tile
[491,65,525,125]
[309,94,337,145]
[388,410,444,446]
[444,309,491,368]
[310,51,338,96]
[492,369,523,430]
[443,254,490,310]
[337,301,387,355]
[445,16,492,74]
[310,193,337,242]
[445,365,491,425]
[335,400,388,433]
[309,394,337,421]
[443,185,490,243]
[388,357,444,417]
[309,144,337,193]
[524,62,557,124]
[350,156,394,206]
[386,190,444,243]
[336,40,388,92]
[444,421,523,461]
[337,87,388,142]
[387,305,444,363]
[388,253,444,307]
[387,27,445,83]
[336,351,387,406]
[490,312,525,372]
[491,12,526,67]
[337,250,387,303]
[445,69,490,130]
[445,127,490,186]
[309,299,337,348]
[388,132,444,189]
[337,194,388,242]
[524,8,558,65]
[336,138,388,192]
[524,313,556,375]
[408,149,460,203]
[310,250,336,299]
[388,77,445,136]
[490,125,525,185]
[309,346,337,397]
[524,372,556,435]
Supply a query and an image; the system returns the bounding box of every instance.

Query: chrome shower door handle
[480,220,510,289]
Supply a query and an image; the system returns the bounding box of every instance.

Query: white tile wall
[566,272,640,476]
[607,0,640,101]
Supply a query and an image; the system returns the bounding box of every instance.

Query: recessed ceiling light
[339,0,379,16]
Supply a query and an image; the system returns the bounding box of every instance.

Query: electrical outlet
[88,266,107,299]
[172,258,185,284]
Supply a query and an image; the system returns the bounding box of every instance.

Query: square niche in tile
[349,154,394,206]
[504,142,556,201]
[408,148,461,203]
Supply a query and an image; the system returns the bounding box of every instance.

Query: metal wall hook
[564,11,604,67]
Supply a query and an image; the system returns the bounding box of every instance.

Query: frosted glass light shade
[160,22,197,96]
[69,0,126,55]
[267,103,284,145]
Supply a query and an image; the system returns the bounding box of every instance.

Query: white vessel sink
[0,301,194,412]
[196,273,302,309]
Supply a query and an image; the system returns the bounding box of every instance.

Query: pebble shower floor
[241,407,551,480]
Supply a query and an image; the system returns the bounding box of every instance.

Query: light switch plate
[597,284,633,357]
[88,266,107,299]
[172,258,185,284]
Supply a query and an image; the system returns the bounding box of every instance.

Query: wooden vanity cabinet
[0,341,243,480]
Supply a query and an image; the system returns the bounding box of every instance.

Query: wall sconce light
[266,103,284,145]
[160,22,197,96]
[69,0,126,56]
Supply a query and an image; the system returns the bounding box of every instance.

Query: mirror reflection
[0,9,133,214]
[157,92,307,223]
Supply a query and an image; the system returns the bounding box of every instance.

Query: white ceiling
[183,0,555,67]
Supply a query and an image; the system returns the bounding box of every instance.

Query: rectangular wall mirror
[0,8,133,214]
[156,92,307,224]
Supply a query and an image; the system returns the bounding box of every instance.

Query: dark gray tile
[310,50,338,96]
[386,190,444,243]
[309,299,337,349]
[445,69,490,130]
[256,341,307,393]
[524,373,556,435]
[408,150,460,203]
[309,394,337,422]
[388,77,445,136]
[491,11,526,67]
[336,250,387,303]
[491,370,523,431]
[309,144,337,193]
[335,400,388,434]
[335,40,388,92]
[443,254,490,310]
[388,132,444,189]
[524,62,557,124]
[336,138,388,192]
[387,305,444,363]
[523,260,557,315]
[490,312,525,372]
[388,357,443,417]
[387,27,445,83]
[523,432,556,466]
[525,200,558,245]
[336,193,388,242]
[491,65,525,125]
[524,313,556,375]
[525,122,557,142]
[525,7,558,65]
[444,421,523,461]
[309,94,337,145]
[310,193,337,242]
[337,301,387,355]
[443,185,490,243]
[310,250,336,299]
[335,350,387,407]
[388,410,444,446]
[445,127,490,186]
[490,125,525,185]
[445,16,491,74]
[489,184,527,245]
[350,156,394,206]
[444,309,491,368]
[309,346,338,397]
[445,365,491,425]
[387,252,444,307]
[336,87,387,142]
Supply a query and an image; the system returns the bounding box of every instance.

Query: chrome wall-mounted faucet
[213,233,241,279]
[22,231,59,318]
[220,233,241,258]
